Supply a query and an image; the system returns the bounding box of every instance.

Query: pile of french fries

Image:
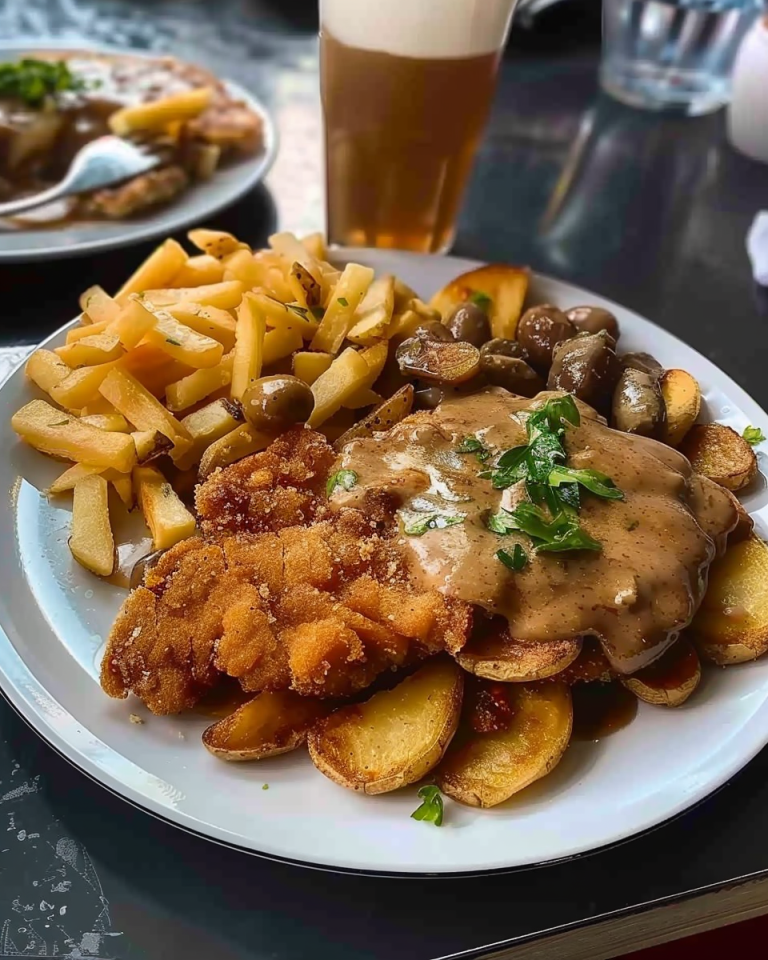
[11,229,436,577]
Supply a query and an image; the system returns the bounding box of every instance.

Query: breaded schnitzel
[101,427,472,714]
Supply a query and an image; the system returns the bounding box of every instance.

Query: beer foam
[321,0,515,59]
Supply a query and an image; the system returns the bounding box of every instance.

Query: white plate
[1,249,768,876]
[0,42,278,263]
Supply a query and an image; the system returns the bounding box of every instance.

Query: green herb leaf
[402,513,464,536]
[497,544,528,571]
[326,469,358,496]
[310,306,325,321]
[165,337,182,347]
[498,502,601,554]
[486,509,519,534]
[456,435,491,462]
[337,297,349,307]
[287,304,309,319]
[0,58,88,107]
[262,783,269,791]
[548,465,624,500]
[48,419,70,427]
[743,425,766,446]
[468,291,492,311]
[410,785,444,826]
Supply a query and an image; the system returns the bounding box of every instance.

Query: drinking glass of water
[601,0,762,115]
[319,0,517,253]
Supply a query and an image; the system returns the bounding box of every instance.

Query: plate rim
[2,248,768,876]
[0,39,279,263]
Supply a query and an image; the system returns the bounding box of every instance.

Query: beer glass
[320,0,517,254]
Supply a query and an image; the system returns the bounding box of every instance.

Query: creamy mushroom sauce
[331,389,738,674]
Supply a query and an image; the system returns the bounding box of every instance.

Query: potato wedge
[165,352,234,412]
[436,680,572,808]
[132,430,173,464]
[680,423,758,491]
[310,264,376,353]
[456,630,583,682]
[173,398,244,470]
[188,228,243,259]
[231,294,267,400]
[80,413,130,433]
[203,690,332,761]
[690,534,768,664]
[308,347,371,427]
[99,368,191,450]
[333,384,415,450]
[660,369,701,447]
[429,264,530,340]
[55,333,124,367]
[621,637,700,707]
[197,423,272,479]
[107,296,158,349]
[308,658,463,794]
[116,239,187,303]
[726,488,754,543]
[50,360,121,409]
[109,87,212,136]
[143,280,244,311]
[25,349,71,395]
[12,400,136,472]
[293,351,334,386]
[69,474,114,576]
[170,254,224,287]
[79,285,121,325]
[347,275,395,344]
[166,303,236,351]
[133,465,196,550]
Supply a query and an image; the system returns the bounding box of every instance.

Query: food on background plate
[10,228,768,819]
[0,53,263,223]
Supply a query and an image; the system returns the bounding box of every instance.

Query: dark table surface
[2,1,768,958]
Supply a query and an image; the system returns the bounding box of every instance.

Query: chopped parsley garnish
[165,337,182,347]
[337,297,349,307]
[497,544,527,571]
[287,303,309,319]
[410,785,443,826]
[468,291,492,311]
[402,513,463,536]
[0,58,88,107]
[311,306,325,321]
[456,435,490,462]
[262,783,269,791]
[743,425,765,446]
[326,469,358,496]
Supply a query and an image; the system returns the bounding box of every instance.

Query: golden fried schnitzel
[101,427,472,714]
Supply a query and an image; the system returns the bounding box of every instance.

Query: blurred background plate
[0,40,279,263]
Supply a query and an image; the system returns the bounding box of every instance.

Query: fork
[0,135,162,218]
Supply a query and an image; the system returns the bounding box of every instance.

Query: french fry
[80,397,118,416]
[249,292,318,339]
[288,262,322,308]
[80,413,130,433]
[70,474,115,576]
[11,400,136,472]
[222,249,262,289]
[133,465,196,550]
[119,345,193,398]
[188,228,244,260]
[269,231,325,286]
[231,294,267,400]
[50,360,122,410]
[198,423,272,479]
[66,320,110,343]
[109,87,212,136]
[166,352,234,412]
[115,239,187,303]
[344,387,382,410]
[111,474,134,510]
[108,296,158,349]
[166,303,236,351]
[48,463,103,495]
[99,369,191,450]
[387,307,423,343]
[292,351,334,386]
[25,350,71,395]
[347,275,395,344]
[143,308,224,369]
[262,324,303,367]
[251,252,295,302]
[310,264,375,353]
[173,398,244,470]
[143,280,244,311]
[308,347,371,427]
[79,286,121,325]
[132,430,172,464]
[55,333,124,367]
[170,254,224,287]
[301,232,326,261]
[358,341,389,389]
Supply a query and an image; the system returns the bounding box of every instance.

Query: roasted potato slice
[429,264,530,340]
[334,384,415,450]
[456,627,582,682]
[560,639,615,684]
[308,658,463,795]
[621,637,701,707]
[69,474,115,577]
[690,534,768,664]
[436,680,572,808]
[203,690,332,761]
[660,369,701,447]
[680,423,758,491]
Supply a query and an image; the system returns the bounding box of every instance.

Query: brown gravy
[571,682,638,740]
[332,390,737,674]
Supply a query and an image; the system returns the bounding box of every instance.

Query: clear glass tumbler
[601,0,762,115]
[320,0,517,253]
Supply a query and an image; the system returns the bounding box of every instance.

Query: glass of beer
[320,0,517,254]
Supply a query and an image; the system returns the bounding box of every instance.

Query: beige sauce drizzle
[332,390,737,674]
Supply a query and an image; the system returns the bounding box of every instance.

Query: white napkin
[747,212,768,286]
